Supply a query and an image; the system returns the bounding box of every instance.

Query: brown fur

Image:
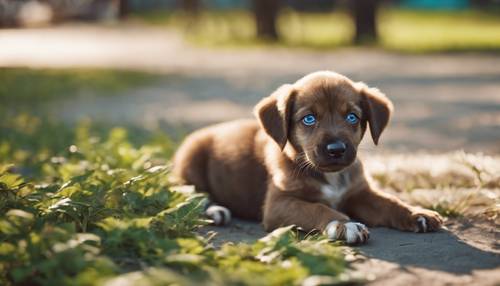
[173,71,442,241]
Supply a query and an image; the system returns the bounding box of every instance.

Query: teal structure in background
[128,0,472,11]
[403,0,469,9]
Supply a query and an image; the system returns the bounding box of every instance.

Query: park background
[0,0,499,285]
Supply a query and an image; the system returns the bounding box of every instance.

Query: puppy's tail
[202,199,232,226]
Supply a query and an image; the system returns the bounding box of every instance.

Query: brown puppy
[173,71,443,244]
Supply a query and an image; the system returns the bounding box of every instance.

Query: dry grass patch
[364,152,499,221]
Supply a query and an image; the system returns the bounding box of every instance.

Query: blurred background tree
[1,0,500,50]
[351,0,379,44]
[253,0,280,41]
[179,0,201,15]
[118,0,129,19]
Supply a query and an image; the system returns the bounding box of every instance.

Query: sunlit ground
[364,152,499,220]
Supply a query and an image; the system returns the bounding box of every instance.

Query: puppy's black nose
[326,141,346,158]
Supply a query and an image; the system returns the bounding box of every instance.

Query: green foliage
[379,9,500,53]
[104,227,347,286]
[131,9,353,49]
[0,114,348,286]
[429,203,463,218]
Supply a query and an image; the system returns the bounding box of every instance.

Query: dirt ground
[1,24,499,285]
[200,218,499,285]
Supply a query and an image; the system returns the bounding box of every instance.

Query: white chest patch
[320,172,350,208]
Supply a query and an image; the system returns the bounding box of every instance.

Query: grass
[131,9,353,49]
[131,7,500,52]
[365,152,500,220]
[0,116,351,286]
[0,68,351,285]
[0,68,160,104]
[379,9,500,52]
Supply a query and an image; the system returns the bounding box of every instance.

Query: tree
[252,0,280,41]
[117,0,129,19]
[180,0,200,15]
[351,0,379,44]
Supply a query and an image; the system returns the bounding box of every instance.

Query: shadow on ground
[200,218,500,284]
[33,72,500,153]
[356,227,499,275]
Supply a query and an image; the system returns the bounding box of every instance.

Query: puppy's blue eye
[346,113,359,124]
[302,114,316,126]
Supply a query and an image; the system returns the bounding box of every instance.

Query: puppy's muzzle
[313,138,356,171]
[326,141,346,158]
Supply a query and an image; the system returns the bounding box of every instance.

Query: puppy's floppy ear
[358,82,394,145]
[254,84,296,149]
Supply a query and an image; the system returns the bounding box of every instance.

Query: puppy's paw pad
[325,221,369,244]
[205,205,231,226]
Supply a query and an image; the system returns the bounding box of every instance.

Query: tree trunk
[180,0,200,15]
[351,0,378,44]
[118,0,128,19]
[253,0,280,41]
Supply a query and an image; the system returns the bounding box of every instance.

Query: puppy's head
[255,71,393,172]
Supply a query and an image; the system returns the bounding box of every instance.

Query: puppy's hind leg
[203,199,232,226]
[173,131,232,226]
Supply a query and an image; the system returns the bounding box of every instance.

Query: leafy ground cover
[131,8,500,52]
[0,68,353,285]
[0,115,351,286]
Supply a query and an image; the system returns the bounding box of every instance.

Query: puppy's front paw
[411,209,443,233]
[205,205,231,226]
[325,220,370,244]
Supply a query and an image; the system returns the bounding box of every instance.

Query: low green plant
[0,114,349,286]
